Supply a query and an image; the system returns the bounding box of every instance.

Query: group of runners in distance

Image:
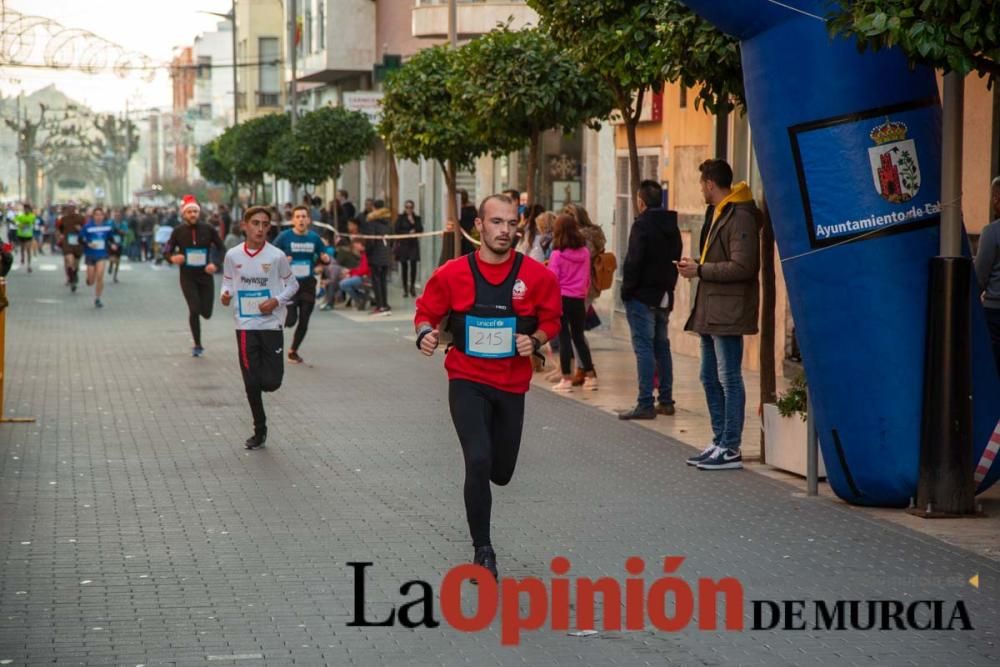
[9,192,554,582]
[6,201,125,307]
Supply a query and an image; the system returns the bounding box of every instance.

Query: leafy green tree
[197,139,231,186]
[527,0,743,193]
[216,113,290,199]
[826,1,1000,82]
[196,138,234,203]
[379,44,489,258]
[451,27,615,206]
[269,106,376,193]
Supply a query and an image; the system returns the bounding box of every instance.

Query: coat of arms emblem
[868,118,920,204]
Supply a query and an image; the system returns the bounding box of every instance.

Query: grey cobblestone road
[1,259,998,666]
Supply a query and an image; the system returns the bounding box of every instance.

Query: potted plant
[762,375,826,478]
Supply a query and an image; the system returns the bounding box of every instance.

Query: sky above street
[1,0,234,112]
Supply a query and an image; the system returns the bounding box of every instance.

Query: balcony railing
[412,0,536,39]
[415,0,512,5]
[257,92,280,108]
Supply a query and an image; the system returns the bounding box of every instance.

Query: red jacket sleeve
[414,263,452,329]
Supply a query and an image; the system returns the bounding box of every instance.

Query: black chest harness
[447,253,538,358]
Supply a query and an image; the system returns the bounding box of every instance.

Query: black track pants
[371,265,389,309]
[400,260,418,292]
[180,272,214,347]
[284,277,316,351]
[237,329,284,431]
[448,379,526,548]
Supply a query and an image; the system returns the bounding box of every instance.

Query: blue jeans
[625,300,673,410]
[340,276,365,302]
[699,334,745,451]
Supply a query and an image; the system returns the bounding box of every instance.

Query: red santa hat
[180,195,200,214]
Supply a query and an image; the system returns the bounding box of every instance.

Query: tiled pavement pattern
[1,258,998,666]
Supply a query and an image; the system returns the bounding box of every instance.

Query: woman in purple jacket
[547,214,597,392]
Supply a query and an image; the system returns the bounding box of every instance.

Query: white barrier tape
[973,420,1000,485]
[459,225,482,247]
[279,218,483,245]
[280,219,447,241]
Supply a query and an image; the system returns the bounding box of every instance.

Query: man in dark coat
[618,180,682,421]
[363,201,393,314]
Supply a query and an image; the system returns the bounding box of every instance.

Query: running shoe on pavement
[473,546,498,582]
[244,428,268,450]
[288,351,303,364]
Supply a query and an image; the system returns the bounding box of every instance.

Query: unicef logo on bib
[465,316,516,359]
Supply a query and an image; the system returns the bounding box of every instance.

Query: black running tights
[285,300,315,351]
[180,272,214,347]
[448,379,525,548]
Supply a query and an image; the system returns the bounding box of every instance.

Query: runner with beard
[57,202,85,291]
[414,194,562,580]
[165,195,225,357]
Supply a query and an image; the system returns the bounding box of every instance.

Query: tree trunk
[24,159,38,206]
[758,192,777,464]
[624,117,640,201]
[439,160,459,266]
[388,151,400,221]
[622,86,645,200]
[526,130,540,207]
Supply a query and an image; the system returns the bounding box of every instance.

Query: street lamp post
[448,0,460,258]
[913,71,976,517]
[288,0,299,203]
[15,93,22,201]
[232,0,238,126]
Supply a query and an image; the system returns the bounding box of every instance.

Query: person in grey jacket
[974,176,1000,377]
[678,159,761,471]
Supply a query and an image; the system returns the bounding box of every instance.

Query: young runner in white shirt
[221,206,299,449]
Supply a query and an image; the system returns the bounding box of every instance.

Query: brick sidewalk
[0,258,998,666]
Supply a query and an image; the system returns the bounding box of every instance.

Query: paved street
[1,257,999,666]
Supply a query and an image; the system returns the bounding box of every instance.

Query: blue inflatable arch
[678,0,1000,506]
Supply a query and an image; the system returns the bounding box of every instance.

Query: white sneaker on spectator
[552,379,573,392]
